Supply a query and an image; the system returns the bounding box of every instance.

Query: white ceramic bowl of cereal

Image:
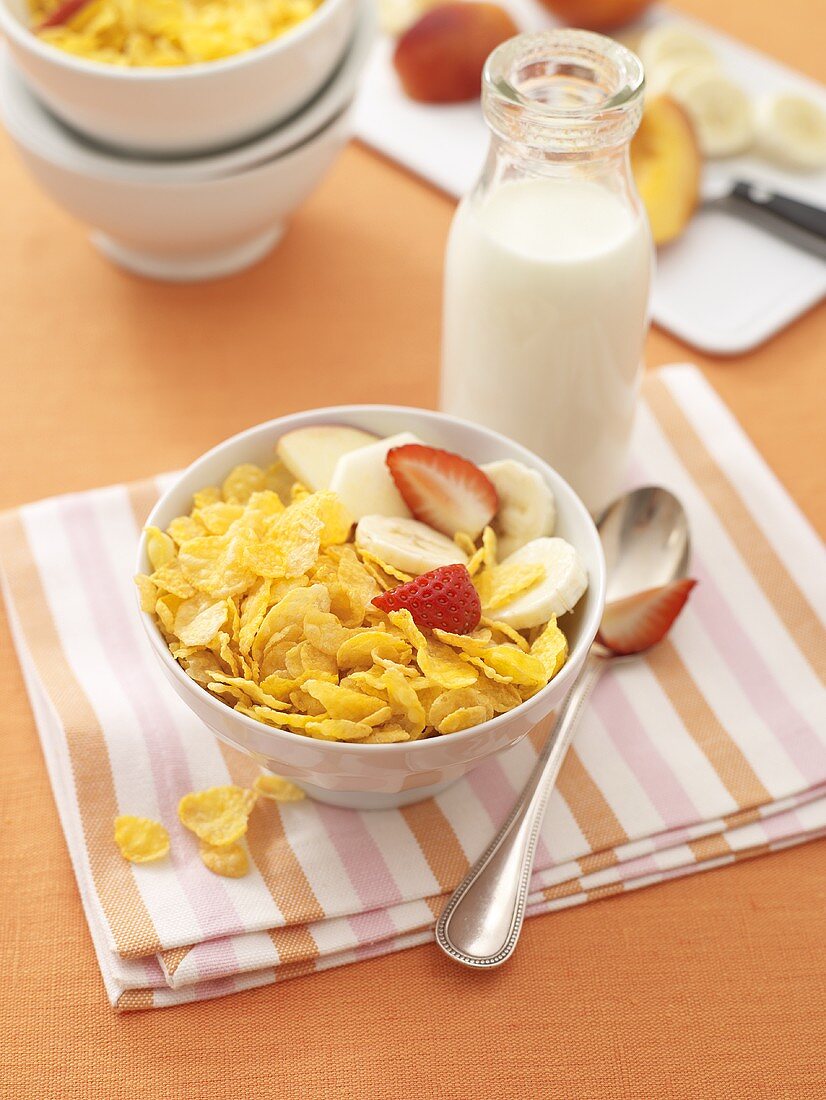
[135,406,606,810]
[0,0,356,155]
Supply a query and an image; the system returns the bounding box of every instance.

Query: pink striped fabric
[1,366,824,1010]
[63,496,250,949]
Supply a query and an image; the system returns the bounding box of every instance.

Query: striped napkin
[1,365,824,1011]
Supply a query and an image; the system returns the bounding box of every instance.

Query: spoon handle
[435,652,604,968]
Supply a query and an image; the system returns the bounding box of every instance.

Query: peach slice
[630,94,702,246]
[393,2,519,105]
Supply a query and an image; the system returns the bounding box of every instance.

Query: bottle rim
[482,29,645,152]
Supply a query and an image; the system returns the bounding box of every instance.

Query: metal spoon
[435,486,691,969]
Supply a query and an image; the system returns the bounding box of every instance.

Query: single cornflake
[253,774,306,802]
[199,841,250,878]
[114,815,170,863]
[437,705,488,734]
[530,617,569,680]
[178,785,258,846]
[306,718,375,741]
[174,593,228,647]
[473,561,545,611]
[222,464,268,504]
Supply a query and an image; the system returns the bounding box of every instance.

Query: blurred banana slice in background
[646,56,717,98]
[639,25,717,71]
[755,92,826,171]
[668,69,755,158]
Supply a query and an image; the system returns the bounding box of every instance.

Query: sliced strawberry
[386,443,498,539]
[372,564,481,634]
[596,578,697,656]
[38,0,90,28]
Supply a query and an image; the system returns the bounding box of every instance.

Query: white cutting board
[353,3,826,355]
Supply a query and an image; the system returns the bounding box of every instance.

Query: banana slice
[492,538,588,631]
[755,92,826,171]
[481,460,555,561]
[646,56,719,99]
[355,515,468,576]
[669,70,754,158]
[638,24,718,74]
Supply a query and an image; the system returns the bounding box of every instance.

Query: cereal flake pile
[136,435,582,744]
[31,0,320,67]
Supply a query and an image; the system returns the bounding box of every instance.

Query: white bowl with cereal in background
[0,0,373,282]
[135,406,606,810]
[0,0,356,155]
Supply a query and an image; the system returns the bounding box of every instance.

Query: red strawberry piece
[372,564,482,634]
[386,443,498,539]
[38,0,90,28]
[596,578,697,656]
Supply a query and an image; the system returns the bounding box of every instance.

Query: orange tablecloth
[1,0,824,1094]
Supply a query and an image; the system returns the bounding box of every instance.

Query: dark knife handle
[730,181,826,243]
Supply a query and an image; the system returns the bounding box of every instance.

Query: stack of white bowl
[0,0,374,279]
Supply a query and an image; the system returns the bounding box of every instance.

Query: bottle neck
[475,132,640,211]
[487,132,631,173]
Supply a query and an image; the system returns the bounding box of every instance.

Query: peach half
[393,2,518,104]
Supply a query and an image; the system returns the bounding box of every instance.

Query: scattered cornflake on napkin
[1,366,824,1010]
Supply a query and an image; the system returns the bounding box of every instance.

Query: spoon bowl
[598,486,691,604]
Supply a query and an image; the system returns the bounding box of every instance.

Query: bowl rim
[136,405,607,756]
[0,0,350,81]
[0,0,372,184]
[0,55,351,174]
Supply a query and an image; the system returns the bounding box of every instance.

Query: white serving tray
[353,3,826,356]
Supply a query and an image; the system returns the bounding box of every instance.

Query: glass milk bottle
[441,30,652,515]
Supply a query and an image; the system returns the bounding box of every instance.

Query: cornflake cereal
[178,785,257,846]
[31,0,322,68]
[136,453,577,744]
[473,561,545,611]
[199,841,250,878]
[114,815,170,863]
[115,772,310,878]
[254,774,306,802]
